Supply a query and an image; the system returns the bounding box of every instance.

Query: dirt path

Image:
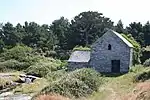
[99,85,122,100]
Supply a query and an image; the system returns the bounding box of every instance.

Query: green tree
[68,11,114,49]
[2,22,18,47]
[126,22,144,46]
[115,20,125,33]
[50,17,70,50]
[143,21,150,46]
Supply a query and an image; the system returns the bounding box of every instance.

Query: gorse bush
[143,58,150,67]
[25,58,65,77]
[0,45,33,62]
[41,77,93,98]
[39,68,102,98]
[66,68,102,91]
[46,69,67,81]
[0,45,44,72]
[133,69,150,82]
[0,59,30,71]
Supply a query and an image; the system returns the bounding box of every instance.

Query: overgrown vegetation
[122,34,141,64]
[13,78,48,94]
[143,58,150,67]
[33,68,103,99]
[25,58,65,77]
[73,46,91,51]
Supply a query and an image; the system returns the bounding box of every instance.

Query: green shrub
[0,78,11,90]
[122,34,141,64]
[66,68,102,91]
[13,78,48,94]
[143,58,150,67]
[39,68,102,98]
[141,46,150,63]
[133,68,150,82]
[73,46,91,51]
[0,45,33,62]
[40,77,93,98]
[0,60,30,71]
[46,69,67,81]
[129,65,145,73]
[25,58,64,77]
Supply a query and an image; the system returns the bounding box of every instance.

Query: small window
[108,44,111,50]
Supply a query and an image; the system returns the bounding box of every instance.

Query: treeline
[0,11,150,53]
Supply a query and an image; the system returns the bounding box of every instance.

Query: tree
[50,17,70,50]
[143,21,150,46]
[2,22,18,47]
[126,22,144,46]
[68,11,114,49]
[22,22,48,48]
[15,23,25,44]
[115,20,125,33]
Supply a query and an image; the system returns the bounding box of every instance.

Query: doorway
[111,60,120,73]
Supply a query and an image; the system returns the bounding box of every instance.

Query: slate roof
[108,30,133,48]
[68,51,91,62]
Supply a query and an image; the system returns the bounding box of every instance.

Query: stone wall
[68,62,89,71]
[90,31,133,73]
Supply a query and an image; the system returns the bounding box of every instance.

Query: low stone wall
[68,62,89,71]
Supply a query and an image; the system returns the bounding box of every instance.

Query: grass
[13,78,48,94]
[87,65,150,100]
[73,46,91,51]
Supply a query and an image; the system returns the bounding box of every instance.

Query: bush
[141,46,150,63]
[40,78,93,98]
[25,58,64,77]
[13,78,48,94]
[0,60,30,71]
[143,58,150,67]
[66,68,102,91]
[73,46,91,51]
[46,69,67,81]
[0,45,33,62]
[122,34,141,64]
[133,70,150,82]
[39,68,102,98]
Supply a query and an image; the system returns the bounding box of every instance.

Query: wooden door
[111,60,120,73]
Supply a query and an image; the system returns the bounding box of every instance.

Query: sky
[0,0,150,27]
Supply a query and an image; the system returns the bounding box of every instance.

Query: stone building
[68,29,133,73]
[68,50,90,71]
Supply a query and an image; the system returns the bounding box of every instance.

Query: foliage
[46,69,67,81]
[143,58,150,67]
[0,45,33,62]
[115,20,126,33]
[126,22,144,46]
[0,45,43,71]
[40,68,102,98]
[66,68,102,91]
[134,69,150,82]
[0,78,11,90]
[25,58,64,77]
[68,11,114,48]
[0,59,30,71]
[40,77,93,98]
[13,78,48,94]
[73,46,91,51]
[141,46,150,63]
[50,17,70,50]
[122,34,141,64]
